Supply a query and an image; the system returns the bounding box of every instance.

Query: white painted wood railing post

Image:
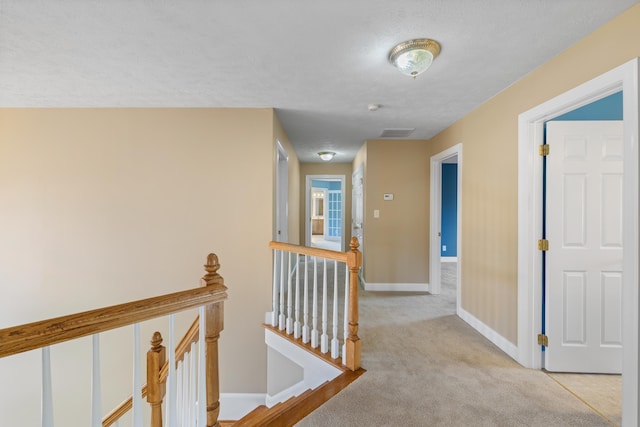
[197,307,206,427]
[321,258,329,353]
[311,256,319,348]
[342,268,349,366]
[132,324,143,427]
[286,252,293,334]
[41,346,54,427]
[278,250,286,330]
[91,334,102,427]
[294,253,301,339]
[331,260,340,359]
[189,345,197,427]
[166,315,177,427]
[271,250,278,327]
[302,255,310,344]
[176,360,183,423]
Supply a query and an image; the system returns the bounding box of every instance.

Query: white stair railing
[268,239,362,371]
[0,253,228,427]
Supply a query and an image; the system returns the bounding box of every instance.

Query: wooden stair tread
[232,368,365,427]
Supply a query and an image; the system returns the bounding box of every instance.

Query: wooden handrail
[269,237,362,371]
[0,285,227,359]
[269,241,349,263]
[103,254,227,427]
[102,317,199,427]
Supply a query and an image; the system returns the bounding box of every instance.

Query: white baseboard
[219,393,266,420]
[440,256,458,262]
[457,307,518,361]
[363,282,429,292]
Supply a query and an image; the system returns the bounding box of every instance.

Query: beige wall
[362,139,430,284]
[0,108,290,425]
[428,3,640,343]
[298,162,353,249]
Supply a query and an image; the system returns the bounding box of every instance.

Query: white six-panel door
[546,120,623,373]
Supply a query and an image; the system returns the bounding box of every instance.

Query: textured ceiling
[1,1,637,162]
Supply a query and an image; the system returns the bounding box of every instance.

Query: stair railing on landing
[268,237,362,371]
[0,253,227,427]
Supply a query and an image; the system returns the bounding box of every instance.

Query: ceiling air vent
[380,128,415,138]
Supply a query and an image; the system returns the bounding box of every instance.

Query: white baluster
[189,344,197,427]
[132,324,143,427]
[279,250,286,330]
[331,260,340,359]
[271,250,278,327]
[342,267,349,366]
[294,253,301,338]
[302,255,310,343]
[41,346,54,427]
[286,252,293,334]
[176,360,184,423]
[197,308,206,427]
[91,334,102,427]
[182,351,190,427]
[311,256,319,348]
[321,258,329,353]
[166,315,177,427]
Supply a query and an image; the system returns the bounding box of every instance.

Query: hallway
[296,264,618,426]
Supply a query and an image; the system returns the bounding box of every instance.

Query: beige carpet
[297,264,615,426]
[546,372,621,426]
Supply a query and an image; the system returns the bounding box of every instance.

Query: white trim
[517,58,639,426]
[219,393,266,421]
[363,282,429,292]
[305,175,346,251]
[440,256,458,263]
[429,144,462,306]
[264,329,341,407]
[458,307,519,361]
[275,140,289,243]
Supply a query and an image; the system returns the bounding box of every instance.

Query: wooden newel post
[200,253,227,427]
[345,237,362,371]
[147,331,166,427]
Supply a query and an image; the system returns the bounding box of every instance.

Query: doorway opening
[429,144,462,316]
[517,59,639,424]
[305,175,345,251]
[275,140,289,243]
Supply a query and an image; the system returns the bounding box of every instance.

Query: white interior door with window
[545,120,623,373]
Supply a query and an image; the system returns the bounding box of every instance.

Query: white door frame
[429,143,462,306]
[305,175,346,251]
[517,58,639,425]
[275,140,289,242]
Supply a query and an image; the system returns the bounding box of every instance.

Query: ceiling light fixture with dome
[388,38,441,78]
[317,151,336,161]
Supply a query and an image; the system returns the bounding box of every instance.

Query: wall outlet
[442,245,447,252]
[373,209,380,218]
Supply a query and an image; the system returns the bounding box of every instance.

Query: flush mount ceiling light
[318,151,336,161]
[388,38,441,78]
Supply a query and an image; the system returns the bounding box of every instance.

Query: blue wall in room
[312,180,341,190]
[549,91,623,122]
[441,164,457,257]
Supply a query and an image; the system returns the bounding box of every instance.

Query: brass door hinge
[538,239,549,251]
[538,334,549,347]
[539,144,550,156]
